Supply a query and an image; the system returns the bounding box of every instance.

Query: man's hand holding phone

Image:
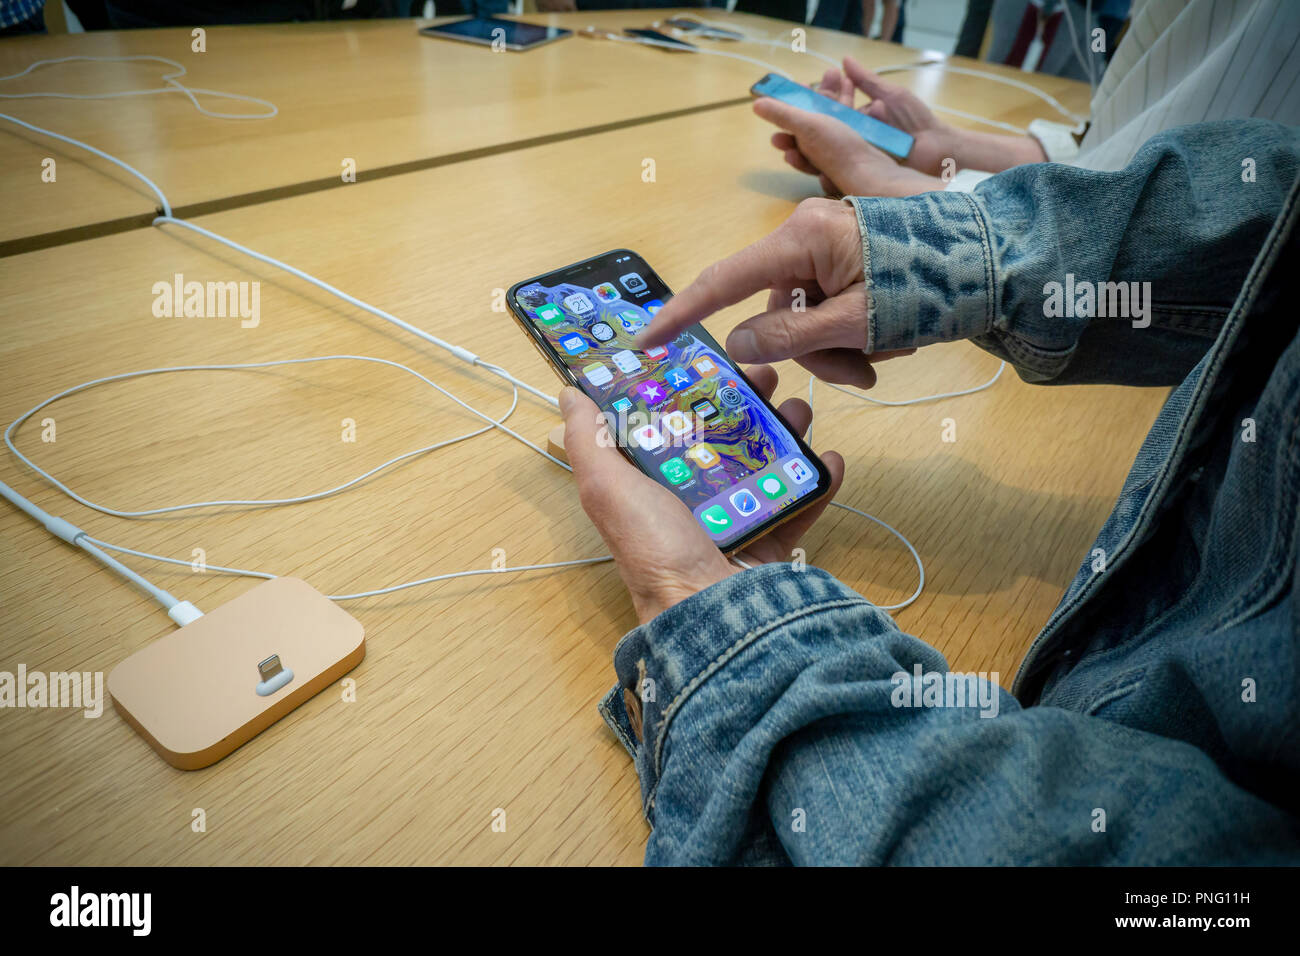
[756,57,1049,197]
[755,58,951,198]
[637,198,913,389]
[560,365,844,625]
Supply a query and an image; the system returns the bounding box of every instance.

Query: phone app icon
[560,333,589,355]
[536,303,564,325]
[691,398,719,421]
[633,379,667,405]
[631,423,664,451]
[564,293,594,315]
[612,350,642,374]
[700,505,733,534]
[593,282,621,302]
[590,322,616,342]
[660,457,692,485]
[729,489,760,516]
[664,366,696,391]
[758,473,787,499]
[620,273,648,294]
[784,457,814,485]
[685,443,720,469]
[617,310,645,334]
[644,299,665,315]
[583,362,612,387]
[718,384,744,408]
[611,397,632,415]
[692,355,720,378]
[645,345,669,361]
[662,410,693,438]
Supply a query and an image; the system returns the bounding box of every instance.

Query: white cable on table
[817,361,1006,409]
[151,216,560,409]
[0,477,200,623]
[875,62,1088,128]
[0,55,278,119]
[0,110,174,216]
[4,355,564,520]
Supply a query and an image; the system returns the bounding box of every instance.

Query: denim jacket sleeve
[851,119,1300,385]
[598,564,1298,865]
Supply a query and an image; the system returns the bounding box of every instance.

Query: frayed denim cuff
[598,563,872,822]
[847,192,997,353]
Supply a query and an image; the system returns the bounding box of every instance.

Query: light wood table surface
[0,9,1089,252]
[0,20,1163,866]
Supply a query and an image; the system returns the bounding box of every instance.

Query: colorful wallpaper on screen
[515,261,819,545]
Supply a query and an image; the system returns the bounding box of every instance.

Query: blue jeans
[600,120,1300,864]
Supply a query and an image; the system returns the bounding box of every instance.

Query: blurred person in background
[0,0,44,35]
[986,0,1131,80]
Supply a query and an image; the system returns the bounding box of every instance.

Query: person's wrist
[865,164,944,197]
[934,122,970,168]
[627,559,738,625]
[1019,133,1050,164]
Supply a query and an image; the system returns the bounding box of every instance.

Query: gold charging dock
[108,577,365,770]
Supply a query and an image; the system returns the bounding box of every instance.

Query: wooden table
[0,10,1087,251]
[0,14,1158,866]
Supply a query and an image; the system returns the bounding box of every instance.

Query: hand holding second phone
[756,58,953,197]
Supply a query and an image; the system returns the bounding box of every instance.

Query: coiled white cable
[4,355,563,520]
[798,358,1005,612]
[0,55,278,119]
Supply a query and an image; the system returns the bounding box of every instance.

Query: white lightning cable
[805,357,1006,447]
[794,357,1004,613]
[61,529,613,602]
[817,361,1006,409]
[0,110,174,216]
[0,479,202,624]
[874,62,1088,128]
[0,351,600,606]
[827,501,923,610]
[151,216,559,409]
